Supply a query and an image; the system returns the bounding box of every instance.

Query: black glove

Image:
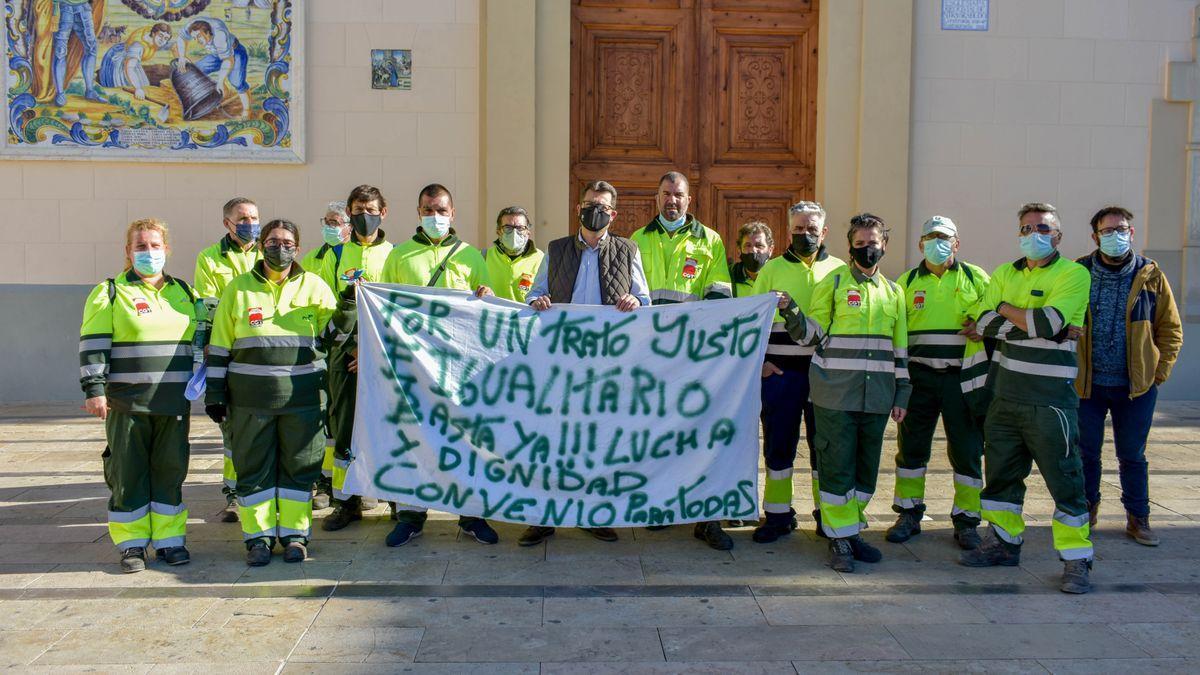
[205,403,227,425]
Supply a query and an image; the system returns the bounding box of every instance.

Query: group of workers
[79,172,1183,595]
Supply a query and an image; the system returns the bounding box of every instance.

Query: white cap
[922,215,957,237]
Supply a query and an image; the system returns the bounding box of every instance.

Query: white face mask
[421,214,451,238]
[500,229,528,253]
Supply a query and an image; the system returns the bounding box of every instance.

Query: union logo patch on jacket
[248,307,264,327]
[913,290,925,310]
[682,257,698,279]
[846,289,862,307]
[132,298,152,315]
[518,273,533,292]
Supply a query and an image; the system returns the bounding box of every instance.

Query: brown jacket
[1075,252,1183,399]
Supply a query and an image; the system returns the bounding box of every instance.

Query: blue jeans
[1078,384,1157,517]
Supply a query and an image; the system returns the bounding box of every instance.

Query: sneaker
[283,541,307,563]
[219,503,239,523]
[953,523,982,551]
[155,546,191,566]
[386,521,423,547]
[752,521,794,544]
[959,528,1021,567]
[246,542,271,567]
[1088,502,1099,528]
[693,521,733,551]
[518,525,556,547]
[813,508,828,539]
[1060,558,1093,594]
[584,527,618,542]
[848,534,882,563]
[829,538,855,573]
[459,518,499,545]
[120,547,146,573]
[1125,513,1160,547]
[322,504,362,531]
[885,510,922,543]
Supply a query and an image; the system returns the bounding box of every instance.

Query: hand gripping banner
[345,284,775,528]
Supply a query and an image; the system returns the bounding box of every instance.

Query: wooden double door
[570,0,819,251]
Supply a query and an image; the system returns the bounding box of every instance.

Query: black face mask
[790,233,820,257]
[580,204,612,232]
[850,244,884,269]
[263,244,296,271]
[740,251,770,274]
[350,213,381,238]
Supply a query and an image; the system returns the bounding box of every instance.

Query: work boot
[829,538,855,573]
[518,526,556,547]
[1060,559,1093,594]
[959,528,1021,567]
[725,519,749,528]
[693,521,733,551]
[1088,501,1099,527]
[885,509,922,543]
[322,499,362,531]
[584,527,618,542]
[1126,513,1160,547]
[953,523,982,550]
[752,520,795,544]
[312,492,330,510]
[459,517,499,545]
[220,502,239,523]
[155,546,191,566]
[813,508,828,539]
[283,541,307,563]
[848,534,882,563]
[246,542,271,566]
[120,547,146,574]
[386,521,423,547]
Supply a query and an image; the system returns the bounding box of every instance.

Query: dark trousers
[812,406,888,538]
[760,363,816,525]
[1078,384,1158,518]
[103,411,190,551]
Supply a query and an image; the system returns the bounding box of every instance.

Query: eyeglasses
[1018,223,1057,236]
[501,225,530,234]
[1097,225,1131,236]
[920,233,954,242]
[581,202,615,214]
[322,218,346,227]
[264,239,297,250]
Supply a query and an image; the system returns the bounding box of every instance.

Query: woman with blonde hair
[79,218,198,572]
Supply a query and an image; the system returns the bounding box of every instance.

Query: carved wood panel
[571,1,818,252]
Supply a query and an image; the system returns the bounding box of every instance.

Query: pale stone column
[1166,4,1200,321]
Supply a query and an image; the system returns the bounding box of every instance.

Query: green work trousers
[103,410,190,551]
[813,406,889,539]
[229,405,324,549]
[328,341,358,505]
[980,397,1093,561]
[894,365,984,526]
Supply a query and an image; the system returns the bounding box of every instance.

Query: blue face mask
[132,250,166,277]
[1099,230,1131,258]
[234,221,261,245]
[1019,232,1055,261]
[923,238,953,266]
[322,224,346,247]
[421,214,452,239]
[658,213,687,231]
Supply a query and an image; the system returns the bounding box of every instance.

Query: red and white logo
[913,290,925,310]
[133,298,151,315]
[248,307,264,327]
[518,273,533,292]
[846,289,862,307]
[682,257,698,279]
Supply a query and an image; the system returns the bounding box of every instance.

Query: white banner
[346,284,775,528]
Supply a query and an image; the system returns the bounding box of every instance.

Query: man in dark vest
[518,179,651,546]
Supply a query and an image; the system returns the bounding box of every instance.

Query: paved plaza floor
[1,401,1199,673]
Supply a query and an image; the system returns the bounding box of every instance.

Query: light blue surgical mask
[1019,232,1055,261]
[1099,230,1131,258]
[132,250,166,276]
[923,238,953,266]
[658,213,687,231]
[421,214,452,239]
[322,224,346,247]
